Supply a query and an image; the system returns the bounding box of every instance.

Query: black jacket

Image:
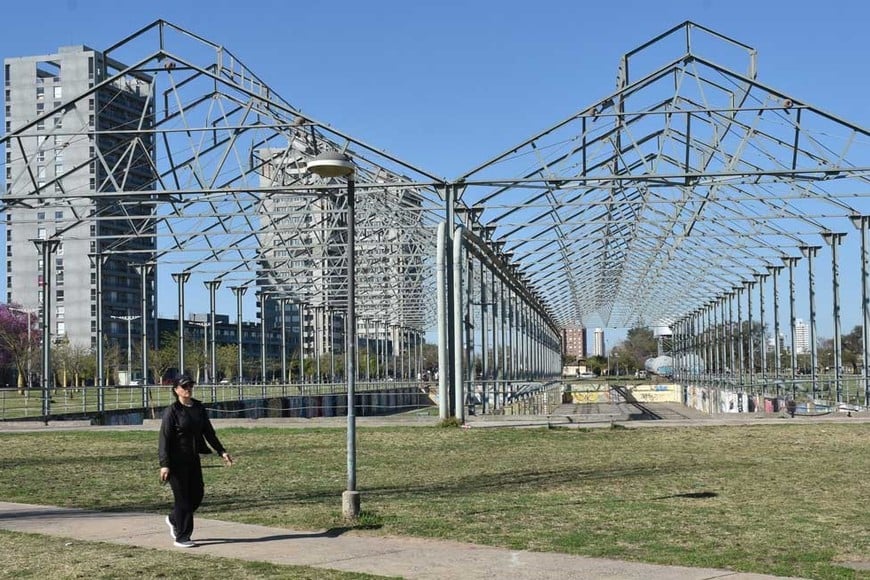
[158,399,226,468]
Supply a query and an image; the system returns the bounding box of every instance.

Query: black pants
[168,454,204,541]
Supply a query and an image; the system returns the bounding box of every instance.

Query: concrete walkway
[0,501,802,579]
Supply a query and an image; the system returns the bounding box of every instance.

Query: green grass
[0,423,868,579]
[0,529,390,579]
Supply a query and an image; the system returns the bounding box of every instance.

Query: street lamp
[307,150,358,519]
[111,314,140,386]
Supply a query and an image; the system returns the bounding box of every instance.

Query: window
[54,162,63,175]
[57,322,65,336]
[55,211,63,219]
[53,86,62,100]
[37,212,45,220]
[37,166,46,179]
[36,86,44,100]
[37,227,46,240]
[37,150,45,162]
[37,119,45,131]
[54,116,62,128]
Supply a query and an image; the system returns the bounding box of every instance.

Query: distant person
[158,374,234,548]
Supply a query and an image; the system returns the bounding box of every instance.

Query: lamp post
[111,315,140,385]
[307,150,358,519]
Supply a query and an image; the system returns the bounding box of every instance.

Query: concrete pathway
[0,501,802,579]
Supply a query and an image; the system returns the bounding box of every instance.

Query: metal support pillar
[231,286,247,396]
[91,253,106,414]
[35,239,59,422]
[822,233,845,403]
[800,246,820,400]
[135,264,150,406]
[786,257,799,398]
[769,265,783,395]
[171,272,190,375]
[259,292,267,397]
[853,217,870,407]
[756,273,767,399]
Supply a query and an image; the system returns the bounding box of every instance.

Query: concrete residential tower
[4,46,157,352]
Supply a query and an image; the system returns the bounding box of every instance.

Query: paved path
[0,501,802,579]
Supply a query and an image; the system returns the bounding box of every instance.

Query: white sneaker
[165,516,177,540]
[173,539,196,548]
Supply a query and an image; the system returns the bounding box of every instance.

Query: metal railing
[0,380,431,421]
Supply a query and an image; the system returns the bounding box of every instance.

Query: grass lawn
[0,422,867,579]
[0,529,390,579]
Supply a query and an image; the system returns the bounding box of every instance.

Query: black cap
[174,374,195,388]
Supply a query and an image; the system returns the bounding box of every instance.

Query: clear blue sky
[2,0,868,347]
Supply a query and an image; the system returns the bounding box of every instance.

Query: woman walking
[158,375,234,548]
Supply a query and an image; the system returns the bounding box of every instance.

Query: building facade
[253,143,425,378]
[592,327,605,358]
[4,46,157,352]
[562,326,586,360]
[794,319,810,355]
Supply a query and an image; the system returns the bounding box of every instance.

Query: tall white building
[794,319,810,354]
[592,327,605,357]
[4,46,157,350]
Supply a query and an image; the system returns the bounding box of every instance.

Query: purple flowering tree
[0,304,38,394]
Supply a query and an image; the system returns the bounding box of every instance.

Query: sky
[2,0,869,349]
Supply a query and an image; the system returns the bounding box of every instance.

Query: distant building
[592,328,605,358]
[4,45,157,351]
[794,319,810,354]
[562,327,586,360]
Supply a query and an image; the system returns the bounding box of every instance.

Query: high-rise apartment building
[794,319,810,354]
[253,142,425,374]
[562,326,586,360]
[254,144,342,363]
[4,46,157,350]
[592,327,605,357]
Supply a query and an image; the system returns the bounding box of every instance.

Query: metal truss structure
[3,20,870,420]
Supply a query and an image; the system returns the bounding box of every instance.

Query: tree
[216,344,239,381]
[149,331,179,385]
[421,343,438,375]
[586,355,607,376]
[841,325,862,373]
[618,326,658,372]
[53,339,91,390]
[0,305,38,393]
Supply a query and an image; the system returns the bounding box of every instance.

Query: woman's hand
[221,452,234,467]
[159,467,170,483]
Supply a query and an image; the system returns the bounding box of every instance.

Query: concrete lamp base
[342,490,360,520]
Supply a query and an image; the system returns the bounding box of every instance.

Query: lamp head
[307,151,355,178]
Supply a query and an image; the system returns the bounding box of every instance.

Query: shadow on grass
[196,459,742,516]
[652,491,718,500]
